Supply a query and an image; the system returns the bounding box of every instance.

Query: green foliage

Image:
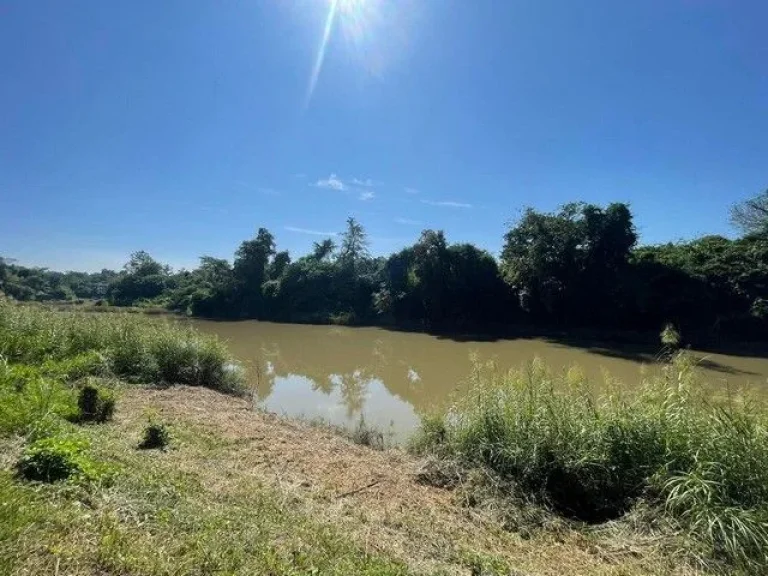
[0,302,244,393]
[412,355,768,570]
[76,382,116,423]
[138,421,171,450]
[731,189,768,236]
[501,202,637,324]
[338,217,370,271]
[0,257,116,303]
[233,227,276,317]
[0,473,42,574]
[1,434,414,576]
[660,323,681,349]
[6,199,768,340]
[631,234,768,335]
[0,361,78,437]
[16,435,110,483]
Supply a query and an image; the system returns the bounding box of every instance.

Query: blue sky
[1,0,766,272]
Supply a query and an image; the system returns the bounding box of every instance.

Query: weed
[0,373,77,437]
[138,422,170,450]
[348,415,386,450]
[76,382,116,423]
[16,435,111,483]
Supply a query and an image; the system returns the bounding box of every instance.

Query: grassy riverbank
[412,357,768,573]
[1,302,767,575]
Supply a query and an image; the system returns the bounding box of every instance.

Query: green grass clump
[0,361,77,437]
[75,382,116,423]
[412,354,768,572]
[16,435,111,483]
[0,301,244,393]
[138,422,170,450]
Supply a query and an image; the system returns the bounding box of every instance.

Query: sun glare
[337,0,367,13]
[305,0,383,108]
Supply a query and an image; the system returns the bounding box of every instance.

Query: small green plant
[139,422,171,450]
[0,374,77,437]
[348,415,385,450]
[660,322,681,349]
[76,382,116,423]
[16,435,108,483]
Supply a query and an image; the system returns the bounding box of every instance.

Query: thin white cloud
[258,187,281,196]
[404,187,420,194]
[421,199,473,209]
[352,177,377,187]
[394,217,423,226]
[314,173,347,191]
[284,226,338,236]
[359,191,375,201]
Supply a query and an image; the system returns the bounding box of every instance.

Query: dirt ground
[114,385,697,576]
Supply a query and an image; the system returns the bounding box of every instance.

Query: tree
[233,228,276,317]
[107,252,171,305]
[197,256,232,286]
[501,203,637,324]
[731,189,768,236]
[311,239,336,261]
[124,251,167,277]
[338,218,369,271]
[268,251,291,280]
[446,243,509,327]
[411,230,451,325]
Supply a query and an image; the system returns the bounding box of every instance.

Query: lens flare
[305,0,412,108]
[305,0,340,109]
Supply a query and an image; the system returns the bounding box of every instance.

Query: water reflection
[192,320,768,438]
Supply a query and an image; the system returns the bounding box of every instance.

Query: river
[192,320,768,440]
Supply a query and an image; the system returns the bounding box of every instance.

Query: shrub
[138,422,170,450]
[76,382,116,423]
[16,436,108,483]
[412,355,768,570]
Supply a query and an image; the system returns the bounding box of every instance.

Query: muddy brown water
[192,320,768,440]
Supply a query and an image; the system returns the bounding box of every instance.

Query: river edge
[1,383,695,576]
[47,299,768,359]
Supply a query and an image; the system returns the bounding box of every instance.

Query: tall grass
[0,301,243,393]
[412,355,768,571]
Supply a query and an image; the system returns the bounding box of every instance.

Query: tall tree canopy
[501,202,637,324]
[731,189,768,236]
[4,202,766,342]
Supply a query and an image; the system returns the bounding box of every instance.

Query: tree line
[2,190,767,342]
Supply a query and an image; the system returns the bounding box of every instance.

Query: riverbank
[37,298,768,358]
[2,302,766,575]
[2,384,696,576]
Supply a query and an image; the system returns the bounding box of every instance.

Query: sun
[305,0,382,108]
[336,0,367,14]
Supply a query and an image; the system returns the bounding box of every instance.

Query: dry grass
[110,385,699,576]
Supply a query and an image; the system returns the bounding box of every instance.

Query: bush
[412,355,768,570]
[76,383,116,423]
[138,422,170,450]
[16,436,108,483]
